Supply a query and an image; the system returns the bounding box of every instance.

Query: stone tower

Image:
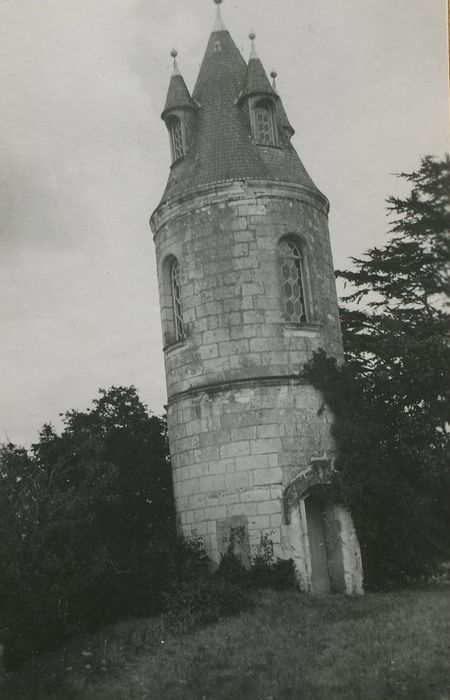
[150,0,363,594]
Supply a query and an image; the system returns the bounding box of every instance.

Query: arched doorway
[304,493,331,594]
[283,464,364,595]
[304,489,346,595]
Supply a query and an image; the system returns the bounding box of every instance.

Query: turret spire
[212,0,226,32]
[270,69,277,90]
[240,32,277,100]
[170,48,180,76]
[248,31,258,60]
[162,48,197,119]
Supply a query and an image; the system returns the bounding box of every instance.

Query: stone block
[248,515,271,529]
[225,471,249,490]
[218,339,250,357]
[226,503,246,518]
[220,441,250,459]
[251,467,282,486]
[192,508,205,522]
[257,423,282,439]
[236,454,268,471]
[250,438,283,455]
[240,487,271,503]
[257,500,281,516]
[180,479,200,496]
[270,513,283,528]
[181,511,195,525]
[204,505,227,520]
[201,474,226,492]
[231,243,249,258]
[199,344,219,360]
[202,328,230,345]
[194,446,221,463]
[230,426,258,441]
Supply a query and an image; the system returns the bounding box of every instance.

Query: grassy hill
[3,587,450,699]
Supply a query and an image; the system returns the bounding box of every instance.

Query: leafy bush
[0,387,174,668]
[250,534,297,590]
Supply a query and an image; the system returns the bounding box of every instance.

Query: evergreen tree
[306,156,450,587]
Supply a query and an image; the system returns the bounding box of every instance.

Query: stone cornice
[150,179,329,235]
[166,372,307,406]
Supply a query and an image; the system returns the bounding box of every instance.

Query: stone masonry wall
[167,379,335,562]
[151,179,347,569]
[152,180,343,401]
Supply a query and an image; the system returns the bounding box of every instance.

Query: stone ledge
[167,373,307,405]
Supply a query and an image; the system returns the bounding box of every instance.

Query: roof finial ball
[270,69,278,90]
[213,0,226,31]
[249,31,258,60]
[170,48,180,74]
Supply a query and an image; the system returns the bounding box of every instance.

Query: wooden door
[305,495,331,595]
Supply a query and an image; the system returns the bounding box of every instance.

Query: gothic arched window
[279,239,308,323]
[168,117,185,162]
[170,258,184,340]
[254,99,276,146]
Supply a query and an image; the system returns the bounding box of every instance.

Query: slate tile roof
[162,73,197,118]
[159,27,321,205]
[240,56,278,100]
[276,97,294,136]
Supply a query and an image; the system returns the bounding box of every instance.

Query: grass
[2,587,450,699]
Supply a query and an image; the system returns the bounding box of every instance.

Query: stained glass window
[279,240,307,323]
[170,259,184,340]
[254,102,275,146]
[170,119,184,161]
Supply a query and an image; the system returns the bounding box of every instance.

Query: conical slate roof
[158,16,321,205]
[240,47,278,100]
[276,98,294,135]
[162,72,196,118]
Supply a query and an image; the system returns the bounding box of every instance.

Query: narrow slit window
[279,240,307,323]
[254,101,275,146]
[170,259,184,340]
[170,119,184,161]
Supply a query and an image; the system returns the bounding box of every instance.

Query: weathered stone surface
[151,178,363,594]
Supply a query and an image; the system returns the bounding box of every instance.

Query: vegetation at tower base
[0,387,296,673]
[0,387,175,668]
[305,156,450,589]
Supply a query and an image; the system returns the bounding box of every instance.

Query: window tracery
[279,239,308,323]
[170,258,184,340]
[169,118,185,161]
[254,100,275,146]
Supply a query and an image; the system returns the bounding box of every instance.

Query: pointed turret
[240,32,278,100]
[157,0,322,204]
[161,50,197,119]
[212,0,226,32]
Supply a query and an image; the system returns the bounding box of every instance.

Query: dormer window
[252,98,276,146]
[168,116,185,162]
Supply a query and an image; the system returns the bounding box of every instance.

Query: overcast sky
[1,0,448,447]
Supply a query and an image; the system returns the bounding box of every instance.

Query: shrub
[250,534,297,590]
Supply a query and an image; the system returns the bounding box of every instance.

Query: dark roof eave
[238,89,279,103]
[161,102,199,121]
